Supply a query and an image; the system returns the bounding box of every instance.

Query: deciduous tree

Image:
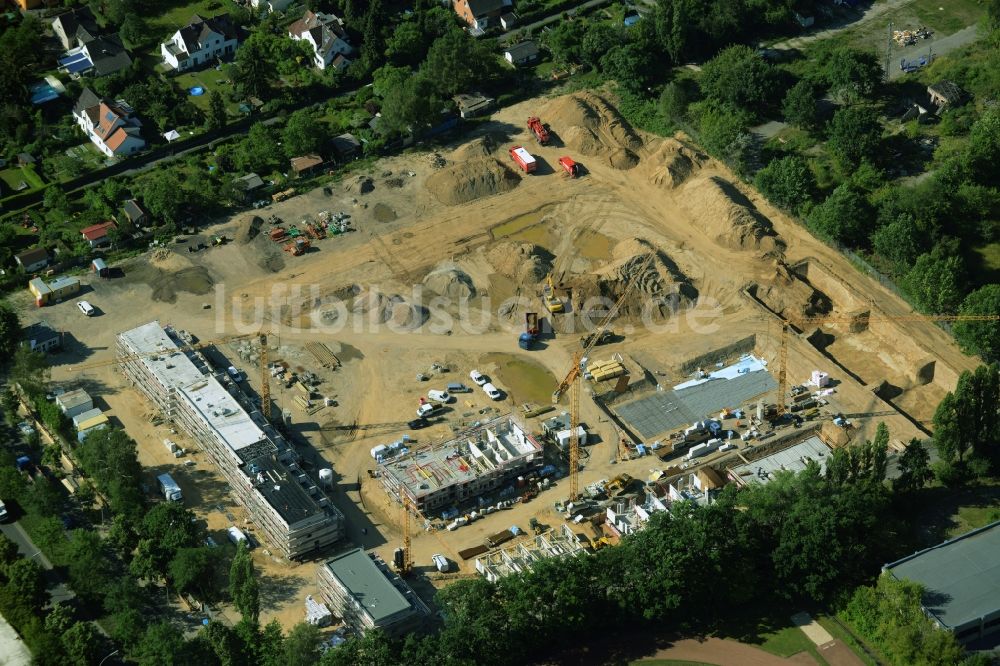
[955,285,1000,362]
[902,247,968,314]
[699,45,781,118]
[754,155,816,214]
[827,106,882,170]
[806,184,872,246]
[0,304,21,362]
[782,79,819,130]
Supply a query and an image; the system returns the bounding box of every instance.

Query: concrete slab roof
[729,436,829,486]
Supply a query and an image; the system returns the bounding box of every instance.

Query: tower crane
[771,313,1000,417]
[259,331,271,422]
[552,251,657,500]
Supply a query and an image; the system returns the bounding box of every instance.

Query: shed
[235,173,266,202]
[500,12,516,30]
[17,152,36,167]
[91,257,109,277]
[47,276,80,301]
[453,92,495,119]
[71,407,103,429]
[16,247,49,273]
[121,199,149,226]
[76,415,108,442]
[56,389,94,418]
[80,220,117,248]
[504,41,539,66]
[928,80,965,109]
[290,154,324,176]
[24,321,62,353]
[331,133,361,161]
[28,278,53,307]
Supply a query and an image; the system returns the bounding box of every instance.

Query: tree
[658,80,694,123]
[754,155,816,214]
[902,247,968,314]
[871,214,925,271]
[695,102,756,171]
[699,45,781,118]
[206,90,227,131]
[544,19,588,65]
[281,622,321,666]
[967,107,1000,186]
[782,80,819,130]
[235,123,282,174]
[130,501,204,581]
[229,541,259,623]
[422,29,503,98]
[77,428,145,519]
[233,32,278,100]
[824,48,882,101]
[43,186,71,218]
[932,365,1000,475]
[10,345,49,398]
[169,547,221,600]
[581,23,621,69]
[4,558,48,611]
[282,110,321,158]
[0,534,18,568]
[64,530,112,603]
[62,621,103,666]
[134,622,187,666]
[894,439,933,494]
[0,304,20,363]
[806,184,873,246]
[136,171,187,225]
[119,13,147,49]
[827,106,883,170]
[599,44,653,94]
[955,285,1000,362]
[378,72,440,135]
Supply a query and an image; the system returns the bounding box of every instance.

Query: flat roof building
[117,321,344,560]
[728,435,830,487]
[885,520,1000,644]
[318,548,428,636]
[378,414,542,513]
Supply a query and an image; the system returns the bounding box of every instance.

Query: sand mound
[240,216,264,243]
[648,138,707,189]
[544,93,642,169]
[487,242,554,283]
[681,176,784,255]
[596,238,697,313]
[425,158,521,206]
[352,289,428,329]
[452,133,505,162]
[423,266,477,299]
[751,263,832,322]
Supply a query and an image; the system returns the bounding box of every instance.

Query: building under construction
[378,414,543,513]
[117,321,344,560]
[474,524,587,582]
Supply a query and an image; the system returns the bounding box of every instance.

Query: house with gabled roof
[73,88,145,158]
[80,221,117,248]
[52,7,101,50]
[288,10,353,70]
[453,0,513,34]
[161,14,238,71]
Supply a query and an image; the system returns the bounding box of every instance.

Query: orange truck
[509,145,537,173]
[527,116,550,145]
[558,156,580,177]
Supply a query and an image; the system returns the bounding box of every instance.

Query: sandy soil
[17,89,979,630]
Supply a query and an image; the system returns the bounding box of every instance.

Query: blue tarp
[58,52,93,74]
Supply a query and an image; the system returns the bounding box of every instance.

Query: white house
[160,14,238,71]
[288,10,353,70]
[73,88,145,158]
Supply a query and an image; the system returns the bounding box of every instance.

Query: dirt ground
[18,89,978,630]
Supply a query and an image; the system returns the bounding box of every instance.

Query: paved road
[0,521,75,606]
[888,24,979,80]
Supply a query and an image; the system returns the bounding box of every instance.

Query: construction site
[26,89,982,633]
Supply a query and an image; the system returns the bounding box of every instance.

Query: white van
[227,526,250,547]
[482,383,502,400]
[77,300,95,316]
[227,366,243,382]
[427,390,451,403]
[432,554,450,573]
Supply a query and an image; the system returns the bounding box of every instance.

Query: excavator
[542,274,564,314]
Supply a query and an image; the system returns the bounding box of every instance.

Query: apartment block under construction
[117,321,344,560]
[378,414,543,513]
[475,524,587,582]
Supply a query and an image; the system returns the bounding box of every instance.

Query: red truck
[527,117,550,145]
[509,146,537,173]
[558,156,580,177]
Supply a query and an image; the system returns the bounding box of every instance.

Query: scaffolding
[474,524,587,582]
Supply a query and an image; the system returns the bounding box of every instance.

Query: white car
[77,300,95,316]
[469,370,487,386]
[427,390,451,403]
[483,383,502,400]
[0,501,7,522]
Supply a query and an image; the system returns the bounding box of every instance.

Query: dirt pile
[452,133,506,162]
[486,242,554,283]
[126,251,215,303]
[425,158,521,206]
[590,238,697,318]
[680,176,784,255]
[750,262,832,322]
[648,138,707,189]
[241,216,264,243]
[543,93,643,170]
[423,266,477,299]
[352,288,428,329]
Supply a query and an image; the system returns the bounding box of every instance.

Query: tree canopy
[955,285,1000,362]
[754,155,816,214]
[699,45,781,118]
[827,106,883,170]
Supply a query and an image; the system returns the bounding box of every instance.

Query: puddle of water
[491,209,557,248]
[482,352,557,406]
[576,229,614,261]
[491,211,545,239]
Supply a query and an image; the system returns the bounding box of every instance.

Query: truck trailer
[509,146,537,173]
[157,473,183,502]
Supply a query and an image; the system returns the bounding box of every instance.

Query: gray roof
[885,521,1000,631]
[729,436,830,486]
[176,14,237,54]
[122,199,147,223]
[323,549,415,623]
[236,173,265,190]
[616,369,777,439]
[86,34,132,77]
[24,321,60,345]
[928,80,964,104]
[467,0,510,16]
[505,41,539,60]
[74,88,101,117]
[331,133,360,156]
[52,7,100,43]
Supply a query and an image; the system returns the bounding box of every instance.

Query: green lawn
[0,165,44,193]
[816,616,881,666]
[949,502,1000,538]
[147,0,240,34]
[758,625,818,659]
[910,0,984,35]
[172,69,240,116]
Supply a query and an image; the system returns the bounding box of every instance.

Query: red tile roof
[81,220,117,241]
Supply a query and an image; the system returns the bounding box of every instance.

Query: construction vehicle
[284,238,310,256]
[542,275,563,313]
[509,145,537,174]
[529,517,543,535]
[558,156,580,177]
[553,251,656,500]
[519,312,540,350]
[272,188,295,203]
[269,227,287,242]
[527,116,550,145]
[580,329,613,348]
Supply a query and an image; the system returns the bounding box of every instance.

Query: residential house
[79,35,133,77]
[928,80,966,109]
[73,88,145,158]
[24,321,62,354]
[160,14,238,71]
[330,133,361,162]
[290,154,324,177]
[52,7,101,50]
[453,0,513,34]
[15,248,49,273]
[118,199,150,228]
[504,41,539,66]
[234,173,266,202]
[249,0,293,13]
[80,221,117,248]
[288,10,353,70]
[500,12,517,30]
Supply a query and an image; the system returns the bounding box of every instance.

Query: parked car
[417,403,443,418]
[483,383,502,400]
[0,501,8,523]
[77,300,95,316]
[469,370,488,386]
[427,390,451,403]
[407,418,430,430]
[227,366,243,382]
[447,382,471,393]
